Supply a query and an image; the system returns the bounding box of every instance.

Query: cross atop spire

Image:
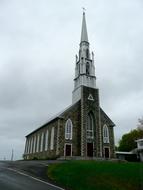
[80,10,88,43]
[82,7,86,13]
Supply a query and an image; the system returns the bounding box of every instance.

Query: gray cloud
[0,0,143,159]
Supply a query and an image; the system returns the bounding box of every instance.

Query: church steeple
[80,12,88,43]
[72,12,96,104]
[79,12,90,61]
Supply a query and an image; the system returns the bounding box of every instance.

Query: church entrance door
[65,144,72,156]
[87,143,93,157]
[104,147,110,158]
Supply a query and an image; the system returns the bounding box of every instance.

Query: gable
[100,108,115,127]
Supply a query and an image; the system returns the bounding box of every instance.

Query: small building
[136,139,143,162]
[116,138,143,162]
[116,151,138,162]
[23,12,115,160]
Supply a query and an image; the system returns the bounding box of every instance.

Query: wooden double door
[65,144,72,156]
[87,143,94,157]
[104,147,110,158]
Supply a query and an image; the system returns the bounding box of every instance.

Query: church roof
[80,12,88,43]
[100,108,115,127]
[26,101,80,137]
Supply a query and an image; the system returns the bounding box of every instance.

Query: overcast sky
[0,0,143,160]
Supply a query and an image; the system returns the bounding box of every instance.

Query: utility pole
[11,149,14,161]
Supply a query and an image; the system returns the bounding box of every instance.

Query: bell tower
[72,12,96,104]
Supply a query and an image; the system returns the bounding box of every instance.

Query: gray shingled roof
[26,101,80,137]
[100,108,115,127]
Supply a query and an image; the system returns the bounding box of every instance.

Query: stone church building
[23,12,115,160]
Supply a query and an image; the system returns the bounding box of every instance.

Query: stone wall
[58,101,81,156]
[81,86,101,157]
[23,87,115,160]
[100,109,115,158]
[23,101,81,160]
[23,119,59,160]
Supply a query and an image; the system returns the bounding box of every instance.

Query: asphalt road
[0,161,64,190]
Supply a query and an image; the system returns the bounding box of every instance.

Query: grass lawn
[47,160,143,190]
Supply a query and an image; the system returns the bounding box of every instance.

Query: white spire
[80,12,88,43]
[72,12,96,104]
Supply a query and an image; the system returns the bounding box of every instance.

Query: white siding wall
[36,134,40,152]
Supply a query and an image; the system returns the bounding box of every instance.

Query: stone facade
[23,12,115,160]
[23,88,115,160]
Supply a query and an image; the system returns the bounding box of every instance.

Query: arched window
[103,125,109,143]
[65,119,73,140]
[30,137,33,154]
[87,112,94,139]
[36,134,40,153]
[45,130,49,151]
[50,127,54,150]
[40,132,44,152]
[33,135,37,153]
[86,62,90,75]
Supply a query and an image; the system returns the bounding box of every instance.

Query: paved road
[0,161,64,190]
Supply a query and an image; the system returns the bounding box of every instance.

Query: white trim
[135,139,143,142]
[103,124,109,143]
[45,130,49,151]
[36,134,40,153]
[33,135,36,153]
[64,143,72,157]
[40,132,44,152]
[88,94,94,101]
[65,119,73,140]
[28,139,31,154]
[30,137,33,154]
[116,151,134,155]
[87,112,94,139]
[50,127,54,150]
[56,120,60,155]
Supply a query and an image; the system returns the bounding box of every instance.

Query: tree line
[118,117,143,151]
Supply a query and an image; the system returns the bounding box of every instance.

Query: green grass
[47,160,143,190]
